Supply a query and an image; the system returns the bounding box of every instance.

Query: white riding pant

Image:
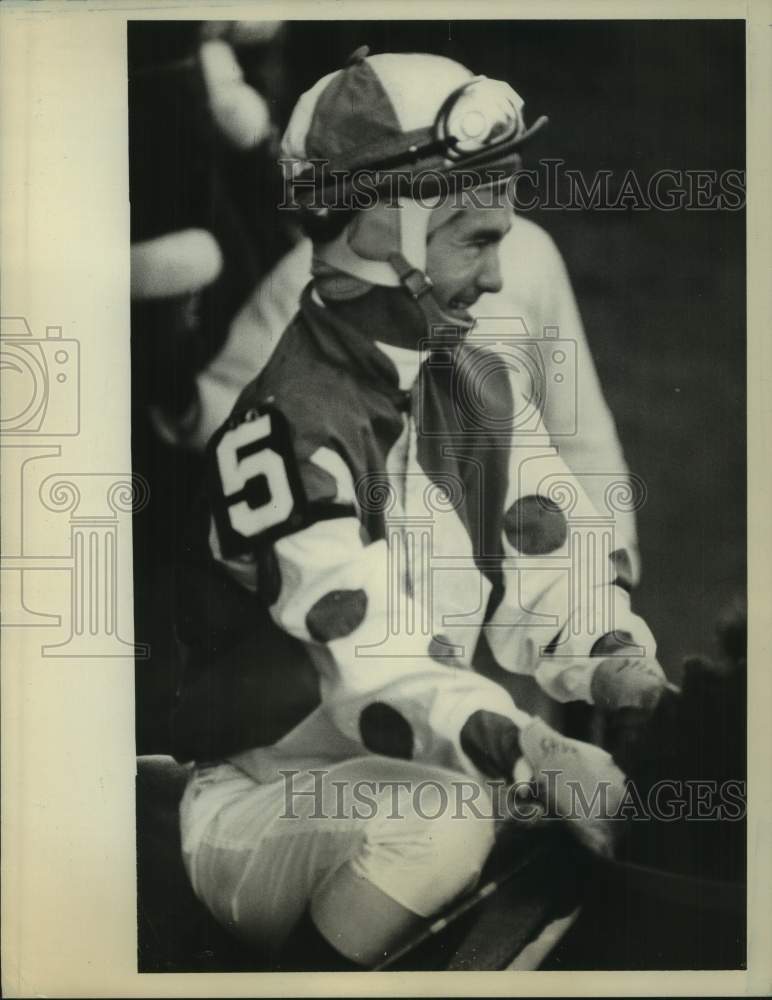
[180,755,497,951]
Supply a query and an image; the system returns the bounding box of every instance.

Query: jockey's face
[425,202,512,323]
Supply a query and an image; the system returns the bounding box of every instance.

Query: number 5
[216,414,294,538]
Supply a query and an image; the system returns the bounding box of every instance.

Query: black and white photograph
[4,4,769,995]
[130,17,747,974]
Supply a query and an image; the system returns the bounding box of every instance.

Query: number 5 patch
[208,403,307,558]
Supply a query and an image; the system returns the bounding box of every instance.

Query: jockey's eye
[464,225,510,248]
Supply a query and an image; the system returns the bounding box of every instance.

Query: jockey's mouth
[446,296,479,321]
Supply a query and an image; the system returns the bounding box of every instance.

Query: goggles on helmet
[341,75,546,174]
[289,73,547,202]
[436,76,543,160]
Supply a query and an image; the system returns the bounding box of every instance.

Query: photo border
[1,1,768,995]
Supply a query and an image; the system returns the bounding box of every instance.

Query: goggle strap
[327,127,438,174]
[387,252,434,300]
[295,115,547,195]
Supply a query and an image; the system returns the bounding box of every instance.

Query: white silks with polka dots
[210,325,660,790]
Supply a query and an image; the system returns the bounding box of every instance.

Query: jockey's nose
[477,248,504,296]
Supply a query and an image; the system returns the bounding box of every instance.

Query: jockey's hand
[590,656,675,713]
[518,717,627,859]
[590,657,682,777]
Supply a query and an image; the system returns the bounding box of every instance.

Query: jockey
[175,49,670,969]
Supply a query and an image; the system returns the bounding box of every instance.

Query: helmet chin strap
[312,196,475,342]
[388,197,476,338]
[386,250,475,339]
